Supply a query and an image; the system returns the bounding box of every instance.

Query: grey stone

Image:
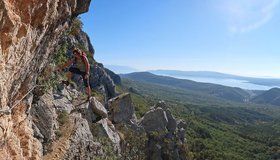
[155,101,168,111]
[108,93,134,123]
[32,122,44,142]
[52,95,73,113]
[90,97,108,118]
[178,128,186,143]
[90,64,116,100]
[31,93,58,142]
[155,101,178,133]
[177,120,187,130]
[92,118,121,154]
[165,110,177,133]
[126,119,145,134]
[64,115,104,159]
[139,108,168,133]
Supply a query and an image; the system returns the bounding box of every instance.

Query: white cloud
[220,0,280,33]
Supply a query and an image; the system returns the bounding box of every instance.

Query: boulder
[177,120,187,130]
[139,108,168,133]
[64,115,104,159]
[90,97,108,118]
[155,101,168,111]
[165,110,177,133]
[53,95,74,113]
[178,128,186,143]
[108,93,134,123]
[92,118,121,154]
[155,101,177,133]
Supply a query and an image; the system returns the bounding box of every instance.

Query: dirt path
[43,117,75,160]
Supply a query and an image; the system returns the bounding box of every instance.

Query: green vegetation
[55,111,70,138]
[54,42,68,65]
[116,124,147,160]
[91,89,105,102]
[57,110,69,125]
[120,77,280,160]
[36,65,60,94]
[36,41,69,94]
[93,137,120,160]
[68,17,83,36]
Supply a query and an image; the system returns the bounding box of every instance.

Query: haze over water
[164,75,276,90]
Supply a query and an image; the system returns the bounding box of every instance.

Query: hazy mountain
[149,70,280,87]
[252,88,280,106]
[121,72,253,102]
[105,65,139,74]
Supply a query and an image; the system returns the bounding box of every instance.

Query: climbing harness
[0,85,46,115]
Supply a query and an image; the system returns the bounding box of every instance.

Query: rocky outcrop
[30,84,121,159]
[0,0,91,159]
[90,63,117,100]
[155,101,177,133]
[92,118,121,154]
[90,97,108,119]
[140,101,188,160]
[63,114,103,160]
[139,108,169,133]
[105,68,122,85]
[108,93,135,123]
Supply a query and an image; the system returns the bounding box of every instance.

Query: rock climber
[58,48,91,100]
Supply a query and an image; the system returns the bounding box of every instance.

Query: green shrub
[54,42,68,65]
[68,17,83,36]
[57,111,69,126]
[116,124,147,160]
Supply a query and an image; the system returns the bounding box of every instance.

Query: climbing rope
[0,85,46,115]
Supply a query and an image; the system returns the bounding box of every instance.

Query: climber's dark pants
[69,67,90,87]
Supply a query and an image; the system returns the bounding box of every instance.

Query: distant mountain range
[252,88,280,106]
[106,66,280,87]
[149,70,280,87]
[121,72,280,106]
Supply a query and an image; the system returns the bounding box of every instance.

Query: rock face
[31,92,59,143]
[90,63,117,100]
[63,114,103,160]
[0,0,91,159]
[58,31,116,101]
[0,1,188,159]
[104,68,122,85]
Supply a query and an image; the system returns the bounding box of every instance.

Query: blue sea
[165,75,277,90]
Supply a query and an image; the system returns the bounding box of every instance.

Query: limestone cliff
[0,0,90,159]
[0,1,188,159]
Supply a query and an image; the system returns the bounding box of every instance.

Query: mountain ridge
[149,70,280,87]
[121,72,253,103]
[121,72,280,107]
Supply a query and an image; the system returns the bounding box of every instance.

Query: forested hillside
[119,77,280,160]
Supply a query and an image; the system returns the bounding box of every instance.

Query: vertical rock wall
[0,0,91,159]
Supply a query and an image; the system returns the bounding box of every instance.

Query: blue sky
[81,0,280,77]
